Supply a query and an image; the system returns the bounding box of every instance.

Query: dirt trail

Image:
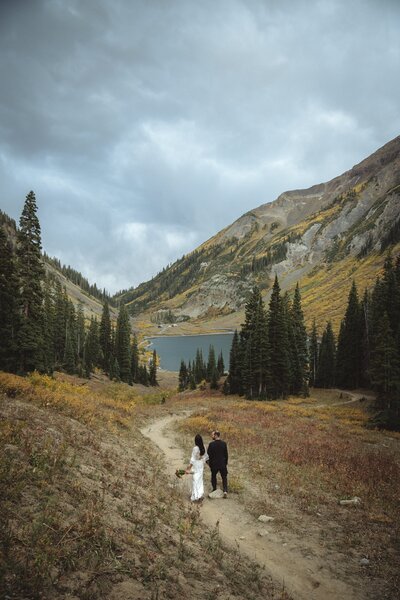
[141,414,365,600]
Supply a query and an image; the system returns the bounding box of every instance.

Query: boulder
[208,489,224,499]
[258,515,275,523]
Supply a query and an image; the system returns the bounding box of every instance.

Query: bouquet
[175,469,193,479]
[175,469,187,478]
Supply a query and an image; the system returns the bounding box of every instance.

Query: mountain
[117,135,400,333]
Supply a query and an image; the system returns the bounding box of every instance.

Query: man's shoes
[223,491,227,499]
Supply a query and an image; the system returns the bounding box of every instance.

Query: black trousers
[211,466,228,493]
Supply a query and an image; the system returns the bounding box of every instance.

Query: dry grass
[0,372,289,600]
[175,388,400,599]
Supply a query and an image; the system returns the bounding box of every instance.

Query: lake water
[147,333,234,372]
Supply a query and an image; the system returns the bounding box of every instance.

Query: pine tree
[238,286,270,398]
[42,277,55,374]
[369,312,400,402]
[64,331,76,374]
[16,191,45,373]
[178,360,188,391]
[290,284,309,396]
[0,227,19,372]
[316,322,336,388]
[76,303,85,374]
[194,348,206,383]
[130,335,139,383]
[207,345,217,382]
[268,276,290,399]
[149,350,158,386]
[83,317,100,376]
[115,304,131,383]
[309,319,319,388]
[217,351,225,376]
[53,281,68,367]
[227,330,241,394]
[99,302,112,373]
[335,281,364,389]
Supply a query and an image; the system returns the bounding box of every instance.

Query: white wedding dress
[189,445,207,501]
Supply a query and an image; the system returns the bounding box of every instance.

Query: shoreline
[145,329,235,341]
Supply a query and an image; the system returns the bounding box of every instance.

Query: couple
[185,430,228,502]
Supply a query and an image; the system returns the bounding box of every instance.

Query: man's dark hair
[214,430,220,438]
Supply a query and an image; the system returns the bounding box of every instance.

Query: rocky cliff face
[118,136,400,330]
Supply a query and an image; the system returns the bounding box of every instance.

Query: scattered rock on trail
[208,489,224,499]
[257,529,270,537]
[360,558,370,566]
[339,497,361,505]
[258,514,275,523]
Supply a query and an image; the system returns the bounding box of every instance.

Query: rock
[360,558,370,566]
[257,529,269,537]
[339,497,361,505]
[258,514,275,523]
[208,489,224,499]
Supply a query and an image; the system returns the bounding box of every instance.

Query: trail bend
[141,413,365,600]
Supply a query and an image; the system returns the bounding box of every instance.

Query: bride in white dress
[186,434,208,502]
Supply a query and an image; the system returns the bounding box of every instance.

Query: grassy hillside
[0,372,289,600]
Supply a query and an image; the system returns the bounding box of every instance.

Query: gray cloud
[1,0,399,293]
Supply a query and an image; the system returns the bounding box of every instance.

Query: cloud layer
[1,0,399,293]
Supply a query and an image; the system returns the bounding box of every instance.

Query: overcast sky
[1,0,399,294]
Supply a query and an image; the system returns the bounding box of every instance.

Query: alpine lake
[147,333,234,372]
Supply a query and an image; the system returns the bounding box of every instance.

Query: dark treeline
[0,191,157,387]
[310,255,400,430]
[224,264,400,430]
[225,278,309,400]
[44,253,114,306]
[178,345,225,391]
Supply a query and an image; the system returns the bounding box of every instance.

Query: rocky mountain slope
[117,135,400,333]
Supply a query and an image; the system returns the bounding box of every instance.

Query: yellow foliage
[0,371,139,431]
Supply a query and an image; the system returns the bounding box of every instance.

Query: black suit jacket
[207,439,228,471]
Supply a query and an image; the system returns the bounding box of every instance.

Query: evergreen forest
[0,192,157,387]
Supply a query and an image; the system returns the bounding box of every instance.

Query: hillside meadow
[0,371,290,600]
[171,388,400,600]
[1,371,399,599]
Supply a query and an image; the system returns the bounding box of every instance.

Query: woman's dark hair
[195,434,205,456]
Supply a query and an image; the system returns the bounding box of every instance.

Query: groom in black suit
[207,430,228,498]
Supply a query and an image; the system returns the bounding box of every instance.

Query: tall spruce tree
[76,303,85,374]
[115,304,132,383]
[16,191,45,373]
[149,350,158,386]
[178,360,188,391]
[238,286,270,398]
[309,319,319,388]
[0,227,19,372]
[268,276,290,399]
[207,345,217,382]
[130,335,139,383]
[290,284,309,396]
[227,330,241,394]
[195,348,206,383]
[217,351,225,376]
[99,302,112,373]
[316,321,336,388]
[335,281,364,389]
[369,312,400,406]
[42,277,55,374]
[83,316,100,377]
